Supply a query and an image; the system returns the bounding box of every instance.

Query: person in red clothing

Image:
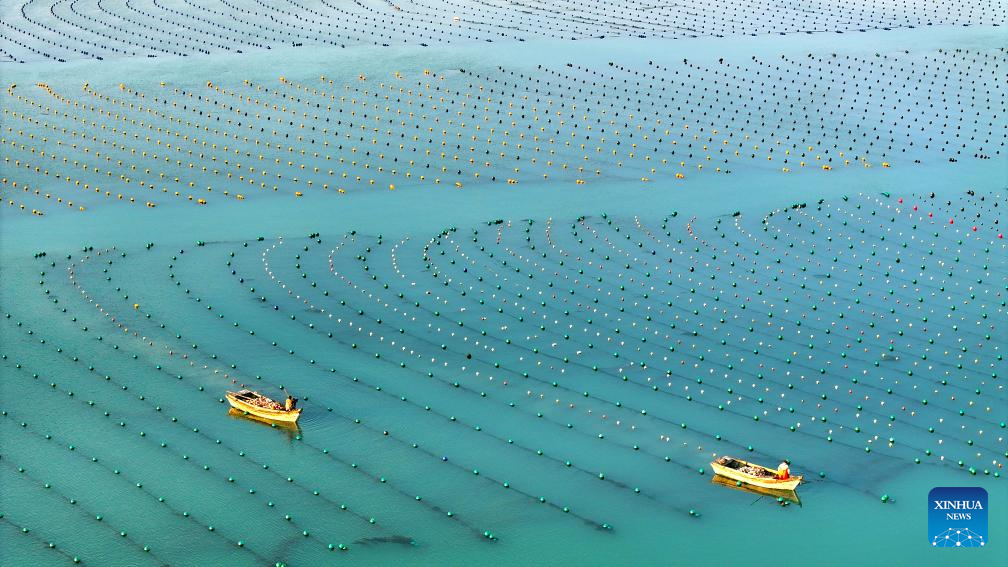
[776,462,790,480]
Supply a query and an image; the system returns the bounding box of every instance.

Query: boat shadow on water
[269,533,418,564]
[711,475,802,507]
[353,535,418,547]
[227,408,302,441]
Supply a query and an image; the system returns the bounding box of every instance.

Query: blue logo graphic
[928,487,988,547]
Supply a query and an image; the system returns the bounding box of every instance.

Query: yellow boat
[710,456,802,491]
[226,389,301,423]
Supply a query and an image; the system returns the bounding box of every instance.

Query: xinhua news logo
[928,487,988,547]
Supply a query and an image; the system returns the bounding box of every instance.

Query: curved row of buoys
[3,0,1004,62]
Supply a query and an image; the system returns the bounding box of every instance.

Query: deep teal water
[2,189,1005,565]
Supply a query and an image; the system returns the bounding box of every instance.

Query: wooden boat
[226,389,301,423]
[710,474,801,506]
[710,456,802,491]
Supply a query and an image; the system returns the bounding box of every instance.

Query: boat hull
[710,475,802,505]
[710,459,802,491]
[227,407,301,430]
[226,392,302,423]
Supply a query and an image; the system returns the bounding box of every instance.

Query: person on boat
[285,395,295,412]
[776,462,790,480]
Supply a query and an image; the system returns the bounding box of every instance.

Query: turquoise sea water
[1,9,1006,567]
[2,188,1005,566]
